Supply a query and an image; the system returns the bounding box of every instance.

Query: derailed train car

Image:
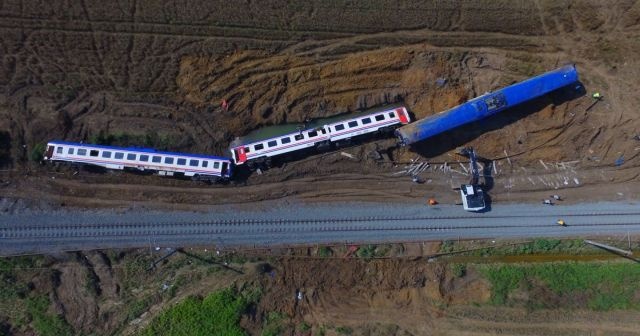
[229,104,411,169]
[395,64,580,146]
[44,141,233,181]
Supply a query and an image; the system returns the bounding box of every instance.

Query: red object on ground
[221,99,229,111]
[343,245,359,258]
[428,198,438,205]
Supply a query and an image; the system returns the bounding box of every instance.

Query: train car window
[320,129,327,134]
[308,130,318,137]
[126,153,136,160]
[90,150,99,157]
[189,159,198,167]
[268,140,277,147]
[177,158,186,165]
[244,147,251,153]
[140,155,149,162]
[56,147,63,154]
[294,134,304,141]
[361,117,372,124]
[67,148,74,154]
[254,144,264,151]
[348,121,358,128]
[102,151,112,158]
[281,137,291,144]
[152,156,161,163]
[77,149,87,156]
[201,161,208,168]
[335,124,345,131]
[388,112,395,118]
[164,157,174,164]
[115,152,124,159]
[214,162,220,169]
[375,114,385,121]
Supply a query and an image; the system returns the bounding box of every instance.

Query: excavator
[458,147,486,212]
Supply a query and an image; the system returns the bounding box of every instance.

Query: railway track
[3,203,640,255]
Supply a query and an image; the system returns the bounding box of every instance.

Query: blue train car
[395,64,579,146]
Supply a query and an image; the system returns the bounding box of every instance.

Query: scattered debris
[543,199,554,205]
[503,149,512,166]
[585,239,632,257]
[459,162,468,174]
[411,174,424,184]
[340,152,356,159]
[256,168,263,175]
[368,149,383,161]
[615,155,625,166]
[539,159,549,170]
[435,78,447,87]
[428,198,438,205]
[552,194,562,201]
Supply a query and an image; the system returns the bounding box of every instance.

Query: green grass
[442,239,590,257]
[479,262,640,310]
[298,322,311,332]
[261,311,286,336]
[0,257,43,300]
[355,245,390,259]
[25,295,73,336]
[138,287,252,336]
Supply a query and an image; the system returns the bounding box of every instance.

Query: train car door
[45,145,54,159]
[234,147,247,164]
[221,162,229,176]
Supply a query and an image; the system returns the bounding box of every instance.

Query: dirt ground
[0,0,639,210]
[4,246,640,336]
[1,1,640,335]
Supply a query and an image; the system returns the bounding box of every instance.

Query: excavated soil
[0,0,639,209]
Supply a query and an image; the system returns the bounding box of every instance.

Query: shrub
[356,245,376,259]
[30,143,46,162]
[335,326,353,335]
[317,247,332,258]
[451,263,466,278]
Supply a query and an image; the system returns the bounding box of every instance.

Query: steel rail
[5,211,640,229]
[4,221,640,240]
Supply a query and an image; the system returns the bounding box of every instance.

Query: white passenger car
[229,104,411,168]
[44,141,233,181]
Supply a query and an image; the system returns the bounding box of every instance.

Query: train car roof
[230,103,405,147]
[47,141,232,161]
